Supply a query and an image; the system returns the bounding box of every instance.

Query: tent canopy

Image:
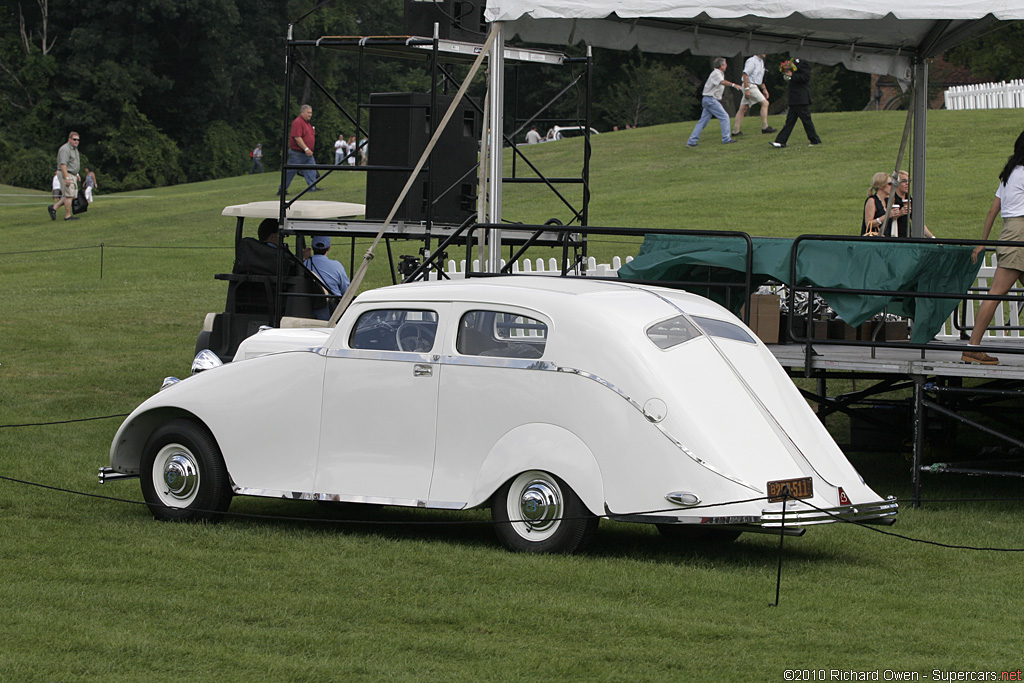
[484,1,1024,78]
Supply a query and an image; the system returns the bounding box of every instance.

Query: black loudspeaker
[403,0,487,43]
[366,92,479,225]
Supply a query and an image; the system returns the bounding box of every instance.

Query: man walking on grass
[278,104,320,196]
[687,58,743,148]
[49,131,81,222]
[770,59,822,149]
[732,54,777,137]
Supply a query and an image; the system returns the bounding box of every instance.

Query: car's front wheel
[492,470,598,553]
[141,419,232,522]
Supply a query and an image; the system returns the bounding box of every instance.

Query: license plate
[767,477,813,503]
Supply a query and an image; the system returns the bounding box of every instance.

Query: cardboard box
[856,319,909,342]
[884,319,909,342]
[777,313,829,342]
[829,319,859,340]
[742,294,781,344]
[857,321,882,341]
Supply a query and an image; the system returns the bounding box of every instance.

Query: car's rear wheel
[141,419,232,522]
[656,523,741,544]
[492,470,598,554]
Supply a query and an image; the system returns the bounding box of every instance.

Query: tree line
[1,0,1016,192]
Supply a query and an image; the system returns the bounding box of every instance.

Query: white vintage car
[104,277,896,553]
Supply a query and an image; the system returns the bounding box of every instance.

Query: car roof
[355,276,729,321]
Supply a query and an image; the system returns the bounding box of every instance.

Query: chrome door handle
[413,364,432,377]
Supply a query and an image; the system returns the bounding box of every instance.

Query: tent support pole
[487,22,505,273]
[911,59,928,238]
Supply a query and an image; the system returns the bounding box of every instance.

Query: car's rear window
[458,310,546,358]
[647,314,755,348]
[692,316,756,344]
[646,315,703,349]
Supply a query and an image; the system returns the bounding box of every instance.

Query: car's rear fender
[465,423,604,514]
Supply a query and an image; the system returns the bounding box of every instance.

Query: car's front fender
[466,423,605,514]
[109,405,208,475]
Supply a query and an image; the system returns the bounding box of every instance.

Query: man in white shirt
[525,126,542,144]
[732,54,777,137]
[686,58,742,147]
[334,134,347,165]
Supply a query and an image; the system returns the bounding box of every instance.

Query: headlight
[191,349,223,376]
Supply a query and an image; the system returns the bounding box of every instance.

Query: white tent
[471,0,1024,249]
[484,0,1024,79]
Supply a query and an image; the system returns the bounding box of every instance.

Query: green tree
[597,60,698,128]
[92,102,184,191]
[947,21,1024,81]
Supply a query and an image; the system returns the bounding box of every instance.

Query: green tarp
[617,234,982,344]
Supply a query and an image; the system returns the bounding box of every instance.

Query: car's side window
[350,309,439,352]
[457,310,547,359]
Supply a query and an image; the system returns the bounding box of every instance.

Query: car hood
[233,327,332,361]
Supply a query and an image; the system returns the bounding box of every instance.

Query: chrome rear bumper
[761,498,898,527]
[609,497,898,532]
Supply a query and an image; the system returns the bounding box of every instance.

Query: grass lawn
[2,109,1023,681]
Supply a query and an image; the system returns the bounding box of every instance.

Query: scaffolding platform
[766,338,1024,507]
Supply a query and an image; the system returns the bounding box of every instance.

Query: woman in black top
[861,172,900,236]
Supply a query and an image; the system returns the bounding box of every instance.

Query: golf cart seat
[196,238,325,362]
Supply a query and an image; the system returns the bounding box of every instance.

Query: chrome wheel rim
[152,443,200,508]
[507,471,563,541]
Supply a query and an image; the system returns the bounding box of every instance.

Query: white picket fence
[944,80,1024,110]
[427,255,633,279]
[427,252,1019,341]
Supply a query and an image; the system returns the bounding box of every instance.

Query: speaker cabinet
[366,92,479,225]
[404,0,487,43]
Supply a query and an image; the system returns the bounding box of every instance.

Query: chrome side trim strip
[610,513,762,525]
[232,485,465,510]
[444,356,761,493]
[643,288,837,488]
[322,348,437,363]
[318,345,762,494]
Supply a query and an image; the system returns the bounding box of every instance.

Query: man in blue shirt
[304,235,350,320]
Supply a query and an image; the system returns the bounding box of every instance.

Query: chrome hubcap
[160,450,199,502]
[518,479,561,533]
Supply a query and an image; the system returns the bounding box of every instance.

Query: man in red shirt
[278,104,320,195]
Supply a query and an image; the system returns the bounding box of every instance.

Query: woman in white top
[964,130,1024,365]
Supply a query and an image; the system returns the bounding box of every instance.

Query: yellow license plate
[767,477,813,503]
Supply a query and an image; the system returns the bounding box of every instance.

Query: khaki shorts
[996,215,1024,271]
[741,85,767,107]
[60,176,78,199]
